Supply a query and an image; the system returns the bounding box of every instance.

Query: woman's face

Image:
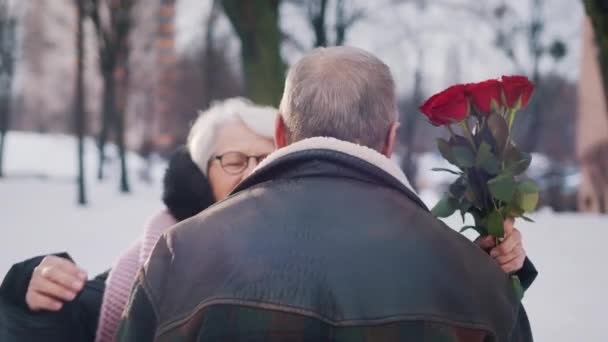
[207,120,275,201]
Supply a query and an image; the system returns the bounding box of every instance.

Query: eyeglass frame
[210,151,269,175]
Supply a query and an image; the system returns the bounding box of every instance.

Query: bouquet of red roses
[420,76,539,297]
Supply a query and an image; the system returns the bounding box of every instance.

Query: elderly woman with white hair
[188,98,276,200]
[0,98,277,342]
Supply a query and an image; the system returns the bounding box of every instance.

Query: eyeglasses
[211,151,269,175]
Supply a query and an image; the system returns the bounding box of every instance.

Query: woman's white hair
[187,97,277,175]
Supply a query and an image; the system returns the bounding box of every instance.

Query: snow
[1,132,607,341]
[442,212,608,342]
[0,132,164,278]
[416,152,458,190]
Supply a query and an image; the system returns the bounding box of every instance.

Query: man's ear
[381,122,400,157]
[275,114,288,149]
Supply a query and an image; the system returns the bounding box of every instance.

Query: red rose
[419,84,469,126]
[466,79,503,114]
[501,75,534,109]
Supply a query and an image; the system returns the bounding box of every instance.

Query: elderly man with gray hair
[118,46,535,341]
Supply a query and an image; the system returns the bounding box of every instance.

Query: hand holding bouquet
[420,75,538,298]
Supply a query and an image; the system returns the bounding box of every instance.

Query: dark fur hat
[162,145,215,222]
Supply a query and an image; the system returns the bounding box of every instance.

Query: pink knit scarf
[94,208,177,342]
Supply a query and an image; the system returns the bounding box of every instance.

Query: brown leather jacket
[118,139,535,341]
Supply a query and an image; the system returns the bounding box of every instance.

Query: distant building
[12,0,180,151]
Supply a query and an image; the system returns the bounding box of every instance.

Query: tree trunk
[0,136,4,178]
[89,0,134,191]
[116,104,129,193]
[0,92,9,178]
[115,41,130,193]
[311,0,328,47]
[400,50,424,190]
[97,72,115,180]
[520,0,544,153]
[74,0,87,205]
[335,0,347,46]
[202,0,220,108]
[0,3,15,179]
[222,0,285,106]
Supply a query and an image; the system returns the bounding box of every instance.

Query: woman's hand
[25,255,88,311]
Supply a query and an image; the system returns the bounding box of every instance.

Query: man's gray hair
[279,46,398,151]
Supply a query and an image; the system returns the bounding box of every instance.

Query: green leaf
[437,138,456,165]
[431,168,461,175]
[521,215,535,222]
[476,142,499,174]
[504,144,531,175]
[490,98,502,114]
[487,113,509,153]
[449,134,471,148]
[499,206,511,218]
[476,123,497,152]
[431,196,458,218]
[488,173,516,202]
[448,136,475,168]
[484,210,504,238]
[511,275,525,300]
[513,154,532,175]
[459,225,478,233]
[516,180,540,212]
[518,179,540,193]
[508,206,525,218]
[459,200,473,222]
[452,146,475,168]
[449,177,468,199]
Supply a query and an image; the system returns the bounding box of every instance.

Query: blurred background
[0,0,606,341]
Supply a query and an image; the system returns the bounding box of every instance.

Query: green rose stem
[508,107,517,130]
[491,199,501,246]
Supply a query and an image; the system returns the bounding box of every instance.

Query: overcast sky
[6,0,583,97]
[173,0,582,96]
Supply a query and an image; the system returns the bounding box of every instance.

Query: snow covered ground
[0,132,164,278]
[1,132,607,341]
[443,212,608,342]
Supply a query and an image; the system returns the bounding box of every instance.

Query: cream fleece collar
[251,136,416,194]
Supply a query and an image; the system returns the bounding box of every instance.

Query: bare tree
[288,0,364,48]
[202,0,223,107]
[334,0,364,45]
[74,0,87,205]
[221,0,285,106]
[392,0,567,153]
[385,5,440,187]
[0,0,16,178]
[88,0,135,192]
[477,0,568,152]
[399,48,426,189]
[307,0,329,47]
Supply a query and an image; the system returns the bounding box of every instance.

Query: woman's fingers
[29,273,78,301]
[25,287,64,311]
[25,256,87,311]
